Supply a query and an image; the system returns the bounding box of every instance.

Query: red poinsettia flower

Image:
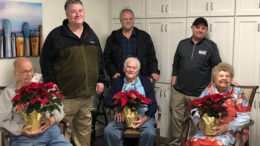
[187,93,231,118]
[112,90,152,112]
[11,82,65,115]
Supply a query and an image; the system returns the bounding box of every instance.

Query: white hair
[123,57,140,71]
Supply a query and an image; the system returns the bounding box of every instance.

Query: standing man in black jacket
[169,17,222,146]
[40,0,105,146]
[103,8,160,81]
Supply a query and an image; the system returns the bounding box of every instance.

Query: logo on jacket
[89,41,95,44]
[198,50,207,55]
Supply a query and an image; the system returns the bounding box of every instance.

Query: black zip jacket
[172,37,221,96]
[103,27,160,78]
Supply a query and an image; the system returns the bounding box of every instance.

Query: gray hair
[212,62,234,82]
[119,8,135,19]
[124,57,140,71]
[64,0,83,12]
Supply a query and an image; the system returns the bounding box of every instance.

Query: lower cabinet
[154,83,172,138]
[250,93,260,146]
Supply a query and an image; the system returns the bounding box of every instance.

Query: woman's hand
[212,124,229,136]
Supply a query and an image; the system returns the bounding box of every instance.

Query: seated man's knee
[141,128,156,139]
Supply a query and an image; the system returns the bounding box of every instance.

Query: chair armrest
[0,127,10,146]
[60,119,70,140]
[234,119,254,146]
[181,116,191,146]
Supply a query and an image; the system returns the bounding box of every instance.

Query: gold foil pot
[123,106,138,128]
[201,113,221,136]
[20,110,43,132]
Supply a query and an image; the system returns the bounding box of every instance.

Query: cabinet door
[187,0,209,16]
[236,0,260,15]
[146,0,164,18]
[110,19,145,33]
[210,0,235,16]
[164,0,187,17]
[127,0,145,18]
[233,17,260,87]
[145,19,166,83]
[208,17,234,64]
[165,18,186,83]
[154,83,171,138]
[111,0,125,18]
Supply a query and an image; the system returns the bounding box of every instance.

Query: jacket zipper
[191,44,196,60]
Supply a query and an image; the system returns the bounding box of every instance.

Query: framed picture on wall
[0,1,42,58]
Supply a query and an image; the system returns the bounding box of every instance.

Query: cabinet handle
[210,24,212,32]
[258,24,260,32]
[206,2,208,11]
[161,5,164,13]
[160,90,162,97]
[259,2,260,8]
[165,24,168,32]
[211,2,213,11]
[166,5,168,12]
[161,24,164,32]
[164,90,166,98]
[259,101,260,108]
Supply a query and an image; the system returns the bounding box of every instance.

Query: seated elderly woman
[104,57,158,146]
[0,58,71,146]
[187,62,250,146]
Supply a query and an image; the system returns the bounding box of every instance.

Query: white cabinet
[187,0,235,16]
[146,18,186,83]
[146,0,186,18]
[234,17,260,145]
[186,17,234,65]
[110,0,145,18]
[236,0,260,15]
[154,83,171,138]
[110,19,146,32]
[233,17,260,87]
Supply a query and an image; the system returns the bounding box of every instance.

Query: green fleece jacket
[40,19,105,98]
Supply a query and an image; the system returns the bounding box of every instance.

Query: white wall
[0,0,109,86]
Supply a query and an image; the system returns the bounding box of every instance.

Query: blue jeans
[10,124,72,146]
[104,118,156,146]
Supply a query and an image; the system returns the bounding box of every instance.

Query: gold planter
[123,107,138,128]
[201,113,220,136]
[20,110,43,132]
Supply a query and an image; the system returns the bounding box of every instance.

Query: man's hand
[231,81,239,87]
[21,125,41,137]
[151,73,160,81]
[212,124,229,136]
[133,115,148,129]
[114,112,125,122]
[40,116,56,133]
[112,73,121,79]
[171,76,177,86]
[96,83,104,95]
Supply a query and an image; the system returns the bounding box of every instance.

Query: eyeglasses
[18,69,34,75]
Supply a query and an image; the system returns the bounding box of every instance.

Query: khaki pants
[63,96,92,146]
[169,88,196,146]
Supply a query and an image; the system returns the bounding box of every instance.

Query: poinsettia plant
[11,82,65,115]
[112,90,152,112]
[186,93,232,118]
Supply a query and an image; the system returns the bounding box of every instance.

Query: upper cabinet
[110,0,146,19]
[236,0,260,15]
[187,0,235,16]
[146,0,186,18]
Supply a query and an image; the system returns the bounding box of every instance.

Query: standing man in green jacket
[40,0,105,146]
